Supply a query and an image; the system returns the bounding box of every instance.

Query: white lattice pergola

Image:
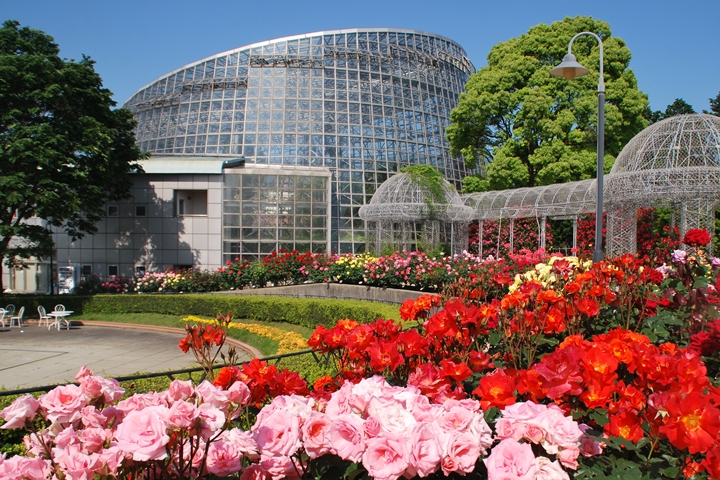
[359,171,474,254]
[459,114,720,256]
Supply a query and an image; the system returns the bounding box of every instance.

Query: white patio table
[47,310,74,330]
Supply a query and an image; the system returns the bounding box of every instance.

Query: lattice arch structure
[460,114,720,257]
[462,179,596,253]
[605,114,720,254]
[359,171,473,254]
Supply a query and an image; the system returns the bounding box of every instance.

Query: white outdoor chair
[38,306,52,328]
[5,304,15,318]
[9,306,25,328]
[0,309,5,328]
[54,304,65,312]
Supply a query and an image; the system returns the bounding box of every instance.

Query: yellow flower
[182,316,307,354]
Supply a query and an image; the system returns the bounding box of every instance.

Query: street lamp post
[550,32,605,262]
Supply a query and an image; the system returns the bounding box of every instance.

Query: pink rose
[351,376,392,409]
[1,395,39,429]
[408,422,444,478]
[240,464,266,480]
[0,456,51,480]
[362,432,410,480]
[116,392,167,414]
[329,413,365,462]
[369,400,416,436]
[57,451,102,480]
[442,431,481,475]
[578,426,604,457]
[166,379,194,402]
[495,418,526,441]
[263,395,314,420]
[408,394,434,422]
[166,400,199,429]
[79,426,110,453]
[221,428,258,459]
[24,431,52,457]
[114,405,170,461]
[195,381,231,410]
[438,404,473,432]
[540,407,582,453]
[79,376,124,405]
[302,412,333,459]
[258,454,304,480]
[484,438,536,480]
[501,401,548,421]
[54,425,80,449]
[74,366,93,382]
[252,408,301,456]
[101,406,124,426]
[524,423,546,444]
[325,382,353,417]
[80,406,109,428]
[206,440,243,476]
[363,415,382,439]
[468,412,495,454]
[39,384,86,424]
[557,446,580,470]
[198,403,226,439]
[227,380,251,407]
[535,457,570,480]
[96,447,123,477]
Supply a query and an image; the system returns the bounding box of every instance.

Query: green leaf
[588,408,610,427]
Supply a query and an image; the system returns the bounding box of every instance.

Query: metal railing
[0,349,327,398]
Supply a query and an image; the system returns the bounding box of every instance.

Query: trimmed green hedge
[1,294,399,328]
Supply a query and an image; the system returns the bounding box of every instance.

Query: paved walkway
[0,321,258,390]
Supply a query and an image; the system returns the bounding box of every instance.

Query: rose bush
[1,369,598,480]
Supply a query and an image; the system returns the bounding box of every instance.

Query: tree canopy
[704,91,720,116]
[0,20,144,289]
[648,98,696,124]
[447,16,649,193]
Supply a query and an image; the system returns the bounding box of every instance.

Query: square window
[107,205,119,217]
[82,265,92,277]
[135,266,146,277]
[135,205,146,217]
[108,265,118,277]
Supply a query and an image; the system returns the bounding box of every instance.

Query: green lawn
[76,312,316,356]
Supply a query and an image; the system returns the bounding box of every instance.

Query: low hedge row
[2,294,399,329]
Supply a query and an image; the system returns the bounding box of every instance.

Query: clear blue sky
[3,0,718,112]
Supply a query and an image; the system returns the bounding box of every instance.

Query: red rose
[682,228,712,247]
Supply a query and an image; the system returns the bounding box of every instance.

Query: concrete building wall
[53,173,223,279]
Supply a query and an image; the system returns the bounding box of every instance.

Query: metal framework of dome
[605,114,720,255]
[359,171,473,254]
[459,114,720,256]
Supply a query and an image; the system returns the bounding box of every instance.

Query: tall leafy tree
[648,98,695,123]
[447,16,648,192]
[704,91,720,116]
[0,20,144,290]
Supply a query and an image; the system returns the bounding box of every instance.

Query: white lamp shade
[550,54,590,80]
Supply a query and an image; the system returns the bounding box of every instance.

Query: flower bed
[5,230,719,479]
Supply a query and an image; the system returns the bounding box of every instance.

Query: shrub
[98,295,396,327]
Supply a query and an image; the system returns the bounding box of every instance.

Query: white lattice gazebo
[359,171,473,254]
[605,114,720,254]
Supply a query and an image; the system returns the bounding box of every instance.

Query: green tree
[704,91,720,116]
[648,98,695,123]
[447,16,648,193]
[0,20,144,290]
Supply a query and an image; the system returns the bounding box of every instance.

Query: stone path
[0,321,257,390]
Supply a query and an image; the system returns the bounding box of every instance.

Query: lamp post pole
[550,32,605,262]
